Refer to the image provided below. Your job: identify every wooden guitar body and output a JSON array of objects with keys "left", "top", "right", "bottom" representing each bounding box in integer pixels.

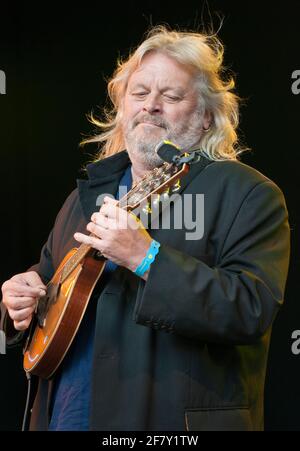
[{"left": 23, "top": 248, "right": 106, "bottom": 379}]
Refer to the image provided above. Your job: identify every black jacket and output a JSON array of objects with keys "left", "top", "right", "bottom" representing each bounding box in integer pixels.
[{"left": 2, "top": 150, "right": 290, "bottom": 431}]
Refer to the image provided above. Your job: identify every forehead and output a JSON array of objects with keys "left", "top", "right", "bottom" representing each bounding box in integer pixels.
[{"left": 127, "top": 52, "right": 196, "bottom": 89}]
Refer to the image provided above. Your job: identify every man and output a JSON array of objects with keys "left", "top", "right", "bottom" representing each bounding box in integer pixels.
[{"left": 1, "top": 26, "right": 290, "bottom": 431}]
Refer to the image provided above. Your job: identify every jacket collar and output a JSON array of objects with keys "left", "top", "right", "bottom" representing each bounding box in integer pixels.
[
  {"left": 174, "top": 152, "right": 214, "bottom": 196},
  {"left": 77, "top": 150, "right": 130, "bottom": 222},
  {"left": 85, "top": 150, "right": 131, "bottom": 185},
  {"left": 77, "top": 149, "right": 214, "bottom": 223}
]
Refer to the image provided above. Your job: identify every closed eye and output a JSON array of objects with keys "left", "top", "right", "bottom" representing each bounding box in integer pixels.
[
  {"left": 163, "top": 94, "right": 182, "bottom": 102},
  {"left": 132, "top": 92, "right": 148, "bottom": 98}
]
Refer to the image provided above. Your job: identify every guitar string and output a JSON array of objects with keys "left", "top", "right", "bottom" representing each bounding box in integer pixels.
[{"left": 57, "top": 162, "right": 175, "bottom": 285}]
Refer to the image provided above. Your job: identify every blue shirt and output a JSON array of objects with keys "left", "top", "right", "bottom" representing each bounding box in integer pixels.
[{"left": 49, "top": 164, "right": 132, "bottom": 430}]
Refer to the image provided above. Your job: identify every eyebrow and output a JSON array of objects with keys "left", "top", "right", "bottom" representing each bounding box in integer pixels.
[
  {"left": 161, "top": 87, "right": 185, "bottom": 96},
  {"left": 129, "top": 83, "right": 149, "bottom": 92}
]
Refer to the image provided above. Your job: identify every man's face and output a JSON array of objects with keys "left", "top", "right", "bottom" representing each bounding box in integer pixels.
[{"left": 121, "top": 51, "right": 208, "bottom": 169}]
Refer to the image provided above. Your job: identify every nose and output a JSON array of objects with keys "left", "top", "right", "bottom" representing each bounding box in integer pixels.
[{"left": 142, "top": 93, "right": 162, "bottom": 114}]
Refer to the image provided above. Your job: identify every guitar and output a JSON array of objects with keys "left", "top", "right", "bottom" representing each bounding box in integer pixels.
[{"left": 23, "top": 143, "right": 191, "bottom": 379}]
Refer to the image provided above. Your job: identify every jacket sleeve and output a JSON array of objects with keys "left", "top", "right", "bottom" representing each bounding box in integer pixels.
[
  {"left": 0, "top": 230, "right": 55, "bottom": 350},
  {"left": 133, "top": 180, "right": 290, "bottom": 345},
  {"left": 0, "top": 188, "right": 78, "bottom": 350}
]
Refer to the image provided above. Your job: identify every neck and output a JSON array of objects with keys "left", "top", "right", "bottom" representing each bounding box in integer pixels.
[{"left": 130, "top": 161, "right": 149, "bottom": 183}]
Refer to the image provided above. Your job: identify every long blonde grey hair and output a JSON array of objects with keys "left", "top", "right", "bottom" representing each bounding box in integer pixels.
[{"left": 81, "top": 25, "right": 247, "bottom": 161}]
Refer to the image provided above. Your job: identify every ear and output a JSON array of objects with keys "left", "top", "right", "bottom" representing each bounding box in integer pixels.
[{"left": 203, "top": 110, "right": 212, "bottom": 130}]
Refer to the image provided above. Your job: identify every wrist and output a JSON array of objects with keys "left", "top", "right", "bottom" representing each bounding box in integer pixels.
[{"left": 134, "top": 240, "right": 160, "bottom": 278}]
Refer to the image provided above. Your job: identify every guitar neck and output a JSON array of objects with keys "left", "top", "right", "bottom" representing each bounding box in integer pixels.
[{"left": 58, "top": 161, "right": 186, "bottom": 285}]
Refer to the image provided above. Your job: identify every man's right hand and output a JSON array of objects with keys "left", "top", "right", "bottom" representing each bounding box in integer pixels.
[{"left": 1, "top": 271, "right": 47, "bottom": 331}]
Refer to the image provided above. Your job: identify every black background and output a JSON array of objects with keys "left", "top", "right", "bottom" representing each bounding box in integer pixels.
[{"left": 0, "top": 0, "right": 299, "bottom": 431}]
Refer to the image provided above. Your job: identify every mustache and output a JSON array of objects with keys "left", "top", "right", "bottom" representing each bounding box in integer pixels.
[{"left": 132, "top": 114, "right": 169, "bottom": 129}]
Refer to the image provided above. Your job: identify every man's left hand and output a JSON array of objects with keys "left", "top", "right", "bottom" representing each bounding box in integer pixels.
[{"left": 74, "top": 196, "right": 153, "bottom": 274}]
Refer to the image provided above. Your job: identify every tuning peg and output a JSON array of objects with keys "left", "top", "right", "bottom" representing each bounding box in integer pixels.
[
  {"left": 161, "top": 188, "right": 170, "bottom": 201},
  {"left": 142, "top": 202, "right": 152, "bottom": 214},
  {"left": 151, "top": 194, "right": 160, "bottom": 207},
  {"left": 171, "top": 179, "right": 181, "bottom": 192}
]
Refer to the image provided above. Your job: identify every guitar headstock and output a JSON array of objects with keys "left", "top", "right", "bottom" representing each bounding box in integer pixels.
[{"left": 118, "top": 162, "right": 189, "bottom": 211}]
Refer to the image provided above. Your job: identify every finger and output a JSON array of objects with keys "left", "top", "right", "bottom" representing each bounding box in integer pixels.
[
  {"left": 11, "top": 271, "right": 46, "bottom": 290},
  {"left": 4, "top": 296, "right": 38, "bottom": 311},
  {"left": 24, "top": 271, "right": 47, "bottom": 289},
  {"left": 93, "top": 210, "right": 130, "bottom": 231},
  {"left": 100, "top": 202, "right": 125, "bottom": 220},
  {"left": 14, "top": 317, "right": 32, "bottom": 331},
  {"left": 8, "top": 306, "right": 35, "bottom": 322},
  {"left": 4, "top": 281, "right": 46, "bottom": 298},
  {"left": 103, "top": 196, "right": 118, "bottom": 206},
  {"left": 91, "top": 213, "right": 115, "bottom": 230},
  {"left": 74, "top": 232, "right": 103, "bottom": 251},
  {"left": 98, "top": 206, "right": 137, "bottom": 230},
  {"left": 86, "top": 222, "right": 108, "bottom": 238}
]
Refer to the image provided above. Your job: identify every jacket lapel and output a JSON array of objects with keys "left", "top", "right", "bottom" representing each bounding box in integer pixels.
[
  {"left": 77, "top": 150, "right": 131, "bottom": 222},
  {"left": 172, "top": 153, "right": 214, "bottom": 196}
]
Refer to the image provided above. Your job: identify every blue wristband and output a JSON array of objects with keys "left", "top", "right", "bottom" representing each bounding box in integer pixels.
[{"left": 134, "top": 240, "right": 160, "bottom": 277}]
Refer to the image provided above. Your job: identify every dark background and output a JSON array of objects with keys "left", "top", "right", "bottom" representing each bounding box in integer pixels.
[{"left": 0, "top": 0, "right": 299, "bottom": 431}]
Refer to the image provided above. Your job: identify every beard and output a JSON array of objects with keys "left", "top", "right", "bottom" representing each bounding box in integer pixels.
[{"left": 123, "top": 110, "right": 205, "bottom": 170}]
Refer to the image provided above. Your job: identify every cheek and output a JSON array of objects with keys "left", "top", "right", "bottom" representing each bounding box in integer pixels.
[
  {"left": 167, "top": 103, "right": 198, "bottom": 124},
  {"left": 122, "top": 97, "right": 141, "bottom": 122},
  {"left": 165, "top": 109, "right": 186, "bottom": 125}
]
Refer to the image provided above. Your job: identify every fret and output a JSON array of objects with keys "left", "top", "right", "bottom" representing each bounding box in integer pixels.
[{"left": 61, "top": 243, "right": 91, "bottom": 283}]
